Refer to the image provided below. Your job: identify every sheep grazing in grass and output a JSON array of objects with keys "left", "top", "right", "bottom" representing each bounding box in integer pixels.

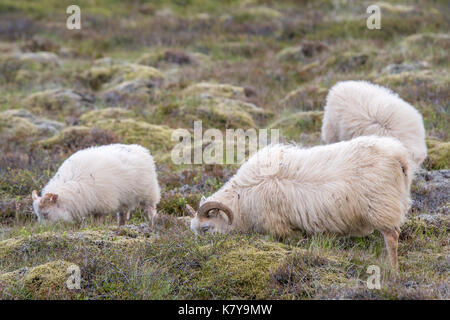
[
  {"left": 32, "top": 144, "right": 160, "bottom": 226},
  {"left": 186, "top": 136, "right": 413, "bottom": 270},
  {"left": 321, "top": 80, "right": 427, "bottom": 172}
]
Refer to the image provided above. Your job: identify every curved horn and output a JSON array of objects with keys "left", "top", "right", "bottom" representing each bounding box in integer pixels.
[{"left": 198, "top": 201, "right": 233, "bottom": 225}]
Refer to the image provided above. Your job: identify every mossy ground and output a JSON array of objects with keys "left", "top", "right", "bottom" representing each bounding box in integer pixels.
[{"left": 0, "top": 0, "right": 448, "bottom": 299}]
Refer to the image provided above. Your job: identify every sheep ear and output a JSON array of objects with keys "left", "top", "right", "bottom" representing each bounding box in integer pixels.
[
  {"left": 185, "top": 204, "right": 196, "bottom": 218},
  {"left": 200, "top": 196, "right": 207, "bottom": 206},
  {"left": 32, "top": 190, "right": 39, "bottom": 201}
]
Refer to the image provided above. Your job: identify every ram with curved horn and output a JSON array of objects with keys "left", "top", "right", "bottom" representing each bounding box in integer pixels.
[
  {"left": 187, "top": 136, "right": 413, "bottom": 270},
  {"left": 187, "top": 200, "right": 234, "bottom": 234}
]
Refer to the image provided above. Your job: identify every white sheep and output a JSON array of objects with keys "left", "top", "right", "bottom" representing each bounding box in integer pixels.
[
  {"left": 321, "top": 80, "right": 427, "bottom": 172},
  {"left": 32, "top": 144, "right": 160, "bottom": 226},
  {"left": 186, "top": 136, "right": 413, "bottom": 270}
]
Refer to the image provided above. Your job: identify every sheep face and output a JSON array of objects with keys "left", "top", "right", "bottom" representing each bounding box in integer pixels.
[
  {"left": 186, "top": 197, "right": 233, "bottom": 235},
  {"left": 188, "top": 208, "right": 230, "bottom": 235},
  {"left": 32, "top": 190, "right": 70, "bottom": 223}
]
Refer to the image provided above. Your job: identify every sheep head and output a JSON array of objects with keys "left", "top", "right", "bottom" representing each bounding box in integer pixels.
[
  {"left": 186, "top": 196, "right": 234, "bottom": 235},
  {"left": 31, "top": 190, "right": 68, "bottom": 223}
]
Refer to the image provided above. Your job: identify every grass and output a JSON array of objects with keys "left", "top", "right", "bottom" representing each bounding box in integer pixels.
[
  {"left": 0, "top": 0, "right": 448, "bottom": 299},
  {"left": 1, "top": 213, "right": 447, "bottom": 299}
]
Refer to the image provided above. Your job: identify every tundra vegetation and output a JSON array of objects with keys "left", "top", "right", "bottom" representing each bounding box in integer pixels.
[{"left": 0, "top": 0, "right": 448, "bottom": 299}]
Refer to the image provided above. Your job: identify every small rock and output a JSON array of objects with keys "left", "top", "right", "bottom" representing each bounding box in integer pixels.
[
  {"left": 101, "top": 79, "right": 156, "bottom": 105},
  {"left": 0, "top": 109, "right": 64, "bottom": 142},
  {"left": 382, "top": 62, "right": 428, "bottom": 74},
  {"left": 418, "top": 214, "right": 438, "bottom": 224},
  {"left": 411, "top": 169, "right": 450, "bottom": 214}
]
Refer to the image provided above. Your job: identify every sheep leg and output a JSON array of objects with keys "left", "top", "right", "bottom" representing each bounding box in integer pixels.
[
  {"left": 144, "top": 203, "right": 158, "bottom": 226},
  {"left": 117, "top": 210, "right": 129, "bottom": 227},
  {"left": 381, "top": 229, "right": 399, "bottom": 272}
]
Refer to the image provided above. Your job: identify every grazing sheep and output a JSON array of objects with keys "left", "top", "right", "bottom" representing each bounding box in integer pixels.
[
  {"left": 186, "top": 136, "right": 413, "bottom": 270},
  {"left": 32, "top": 144, "right": 160, "bottom": 226},
  {"left": 321, "top": 80, "right": 427, "bottom": 172}
]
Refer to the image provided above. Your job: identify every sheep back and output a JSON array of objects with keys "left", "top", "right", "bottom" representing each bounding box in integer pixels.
[
  {"left": 42, "top": 144, "right": 160, "bottom": 220},
  {"left": 321, "top": 80, "right": 427, "bottom": 169},
  {"left": 220, "top": 136, "right": 412, "bottom": 238}
]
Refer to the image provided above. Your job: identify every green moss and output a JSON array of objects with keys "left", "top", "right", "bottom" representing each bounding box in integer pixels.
[
  {"left": 377, "top": 2, "right": 415, "bottom": 14},
  {"left": 38, "top": 126, "right": 118, "bottom": 152},
  {"left": 276, "top": 46, "right": 305, "bottom": 62},
  {"left": 83, "top": 66, "right": 115, "bottom": 90},
  {"left": 326, "top": 51, "right": 374, "bottom": 72},
  {"left": 79, "top": 108, "right": 136, "bottom": 126},
  {"left": 375, "top": 70, "right": 435, "bottom": 87},
  {"left": 25, "top": 260, "right": 73, "bottom": 296},
  {"left": 40, "top": 126, "right": 90, "bottom": 146},
  {"left": 269, "top": 250, "right": 352, "bottom": 299},
  {"left": 82, "top": 62, "right": 164, "bottom": 106},
  {"left": 0, "top": 231, "right": 150, "bottom": 264},
  {"left": 402, "top": 33, "right": 450, "bottom": 48},
  {"left": 232, "top": 6, "right": 282, "bottom": 23},
  {"left": 1, "top": 0, "right": 449, "bottom": 301},
  {"left": 277, "top": 41, "right": 328, "bottom": 63},
  {"left": 0, "top": 52, "right": 59, "bottom": 83},
  {"left": 80, "top": 109, "right": 174, "bottom": 154},
  {"left": 183, "top": 82, "right": 247, "bottom": 100},
  {"left": 191, "top": 238, "right": 289, "bottom": 299},
  {"left": 280, "top": 85, "right": 327, "bottom": 111},
  {"left": 84, "top": 62, "right": 164, "bottom": 91},
  {"left": 0, "top": 112, "right": 39, "bottom": 142},
  {"left": 425, "top": 139, "right": 450, "bottom": 170},
  {"left": 269, "top": 111, "right": 323, "bottom": 141},
  {"left": 213, "top": 41, "right": 265, "bottom": 59},
  {"left": 176, "top": 83, "right": 271, "bottom": 129},
  {"left": 136, "top": 50, "right": 165, "bottom": 67},
  {"left": 92, "top": 119, "right": 173, "bottom": 152},
  {"left": 119, "top": 63, "right": 164, "bottom": 83},
  {"left": 0, "top": 109, "right": 63, "bottom": 144},
  {"left": 0, "top": 260, "right": 76, "bottom": 299},
  {"left": 23, "top": 89, "right": 93, "bottom": 118},
  {"left": 306, "top": 13, "right": 432, "bottom": 41},
  {"left": 0, "top": 167, "right": 44, "bottom": 196},
  {"left": 180, "top": 96, "right": 257, "bottom": 129},
  {"left": 400, "top": 33, "right": 450, "bottom": 65},
  {"left": 137, "top": 49, "right": 208, "bottom": 67},
  {"left": 0, "top": 230, "right": 156, "bottom": 299}
]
